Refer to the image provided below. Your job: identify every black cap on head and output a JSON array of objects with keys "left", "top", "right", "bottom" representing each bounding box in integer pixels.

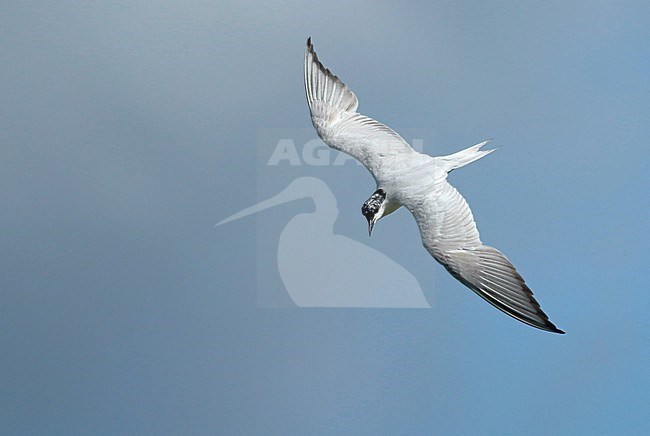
[{"left": 361, "top": 189, "right": 386, "bottom": 236}]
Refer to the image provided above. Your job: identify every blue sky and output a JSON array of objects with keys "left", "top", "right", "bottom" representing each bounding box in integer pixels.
[{"left": 1, "top": 1, "right": 649, "bottom": 434}]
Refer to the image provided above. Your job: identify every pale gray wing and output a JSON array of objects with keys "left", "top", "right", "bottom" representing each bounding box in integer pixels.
[
  {"left": 409, "top": 180, "right": 564, "bottom": 333},
  {"left": 304, "top": 38, "right": 414, "bottom": 175}
]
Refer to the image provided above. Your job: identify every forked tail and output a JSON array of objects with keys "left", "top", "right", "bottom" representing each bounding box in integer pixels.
[{"left": 439, "top": 140, "right": 495, "bottom": 173}]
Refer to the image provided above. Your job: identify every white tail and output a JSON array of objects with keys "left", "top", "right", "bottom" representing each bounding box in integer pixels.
[{"left": 438, "top": 140, "right": 495, "bottom": 172}]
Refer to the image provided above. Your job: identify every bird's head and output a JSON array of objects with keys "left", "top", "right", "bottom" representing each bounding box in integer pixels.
[{"left": 361, "top": 189, "right": 387, "bottom": 237}]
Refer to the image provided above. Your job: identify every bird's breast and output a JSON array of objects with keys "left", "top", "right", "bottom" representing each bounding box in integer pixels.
[{"left": 375, "top": 156, "right": 444, "bottom": 201}]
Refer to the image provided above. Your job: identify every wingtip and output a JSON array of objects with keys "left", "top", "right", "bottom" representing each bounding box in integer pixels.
[
  {"left": 305, "top": 37, "right": 317, "bottom": 62},
  {"left": 518, "top": 314, "right": 565, "bottom": 334},
  {"left": 521, "top": 317, "right": 565, "bottom": 334},
  {"left": 536, "top": 304, "right": 564, "bottom": 334},
  {"left": 541, "top": 319, "right": 565, "bottom": 334}
]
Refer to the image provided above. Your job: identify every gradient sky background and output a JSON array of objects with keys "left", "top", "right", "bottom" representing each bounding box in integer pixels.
[{"left": 2, "top": 1, "right": 649, "bottom": 434}]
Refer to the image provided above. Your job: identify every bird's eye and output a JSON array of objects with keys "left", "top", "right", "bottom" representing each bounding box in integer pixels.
[{"left": 362, "top": 203, "right": 375, "bottom": 218}]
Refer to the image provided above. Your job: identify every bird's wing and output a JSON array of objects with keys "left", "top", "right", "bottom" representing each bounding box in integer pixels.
[
  {"left": 407, "top": 180, "right": 564, "bottom": 333},
  {"left": 304, "top": 38, "right": 414, "bottom": 175}
]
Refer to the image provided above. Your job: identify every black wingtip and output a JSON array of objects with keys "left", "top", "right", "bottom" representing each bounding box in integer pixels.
[
  {"left": 307, "top": 37, "right": 312, "bottom": 47},
  {"left": 545, "top": 322, "right": 565, "bottom": 334}
]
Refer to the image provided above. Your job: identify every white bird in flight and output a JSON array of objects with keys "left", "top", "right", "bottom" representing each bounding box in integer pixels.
[{"left": 304, "top": 38, "right": 564, "bottom": 333}]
